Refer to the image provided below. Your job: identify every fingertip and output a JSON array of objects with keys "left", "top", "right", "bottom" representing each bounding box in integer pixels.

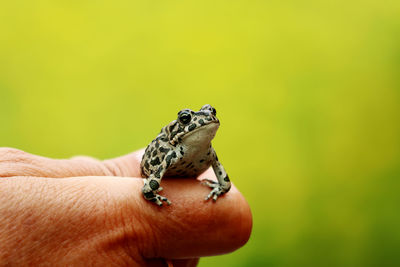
[
  {"left": 107, "top": 176, "right": 252, "bottom": 259},
  {"left": 138, "top": 180, "right": 252, "bottom": 258},
  {"left": 201, "top": 185, "right": 253, "bottom": 255},
  {"left": 231, "top": 189, "right": 253, "bottom": 250}
]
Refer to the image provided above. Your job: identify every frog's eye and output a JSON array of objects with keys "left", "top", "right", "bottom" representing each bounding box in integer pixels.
[
  {"left": 201, "top": 104, "right": 217, "bottom": 116},
  {"left": 178, "top": 112, "right": 192, "bottom": 124}
]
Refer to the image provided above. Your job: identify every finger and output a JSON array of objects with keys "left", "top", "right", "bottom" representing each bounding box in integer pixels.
[
  {"left": 0, "top": 147, "right": 143, "bottom": 178},
  {"left": 100, "top": 173, "right": 252, "bottom": 259},
  {"left": 0, "top": 173, "right": 251, "bottom": 261},
  {"left": 113, "top": 174, "right": 252, "bottom": 259}
]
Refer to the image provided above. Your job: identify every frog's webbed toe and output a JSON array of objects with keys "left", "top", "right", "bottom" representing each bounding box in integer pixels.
[
  {"left": 150, "top": 194, "right": 171, "bottom": 206},
  {"left": 142, "top": 185, "right": 171, "bottom": 206},
  {"left": 156, "top": 187, "right": 164, "bottom": 193},
  {"left": 205, "top": 186, "right": 224, "bottom": 201},
  {"left": 201, "top": 178, "right": 218, "bottom": 187},
  {"left": 201, "top": 179, "right": 225, "bottom": 201}
]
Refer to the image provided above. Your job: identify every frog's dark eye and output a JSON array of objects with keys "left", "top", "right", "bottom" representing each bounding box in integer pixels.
[
  {"left": 178, "top": 112, "right": 192, "bottom": 124},
  {"left": 201, "top": 104, "right": 217, "bottom": 116}
]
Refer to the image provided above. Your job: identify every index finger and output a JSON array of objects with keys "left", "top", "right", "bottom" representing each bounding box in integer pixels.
[
  {"left": 0, "top": 147, "right": 143, "bottom": 178},
  {"left": 99, "top": 175, "right": 252, "bottom": 259}
]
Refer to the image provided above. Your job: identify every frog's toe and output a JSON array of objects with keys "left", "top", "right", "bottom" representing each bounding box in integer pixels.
[
  {"left": 155, "top": 194, "right": 171, "bottom": 206},
  {"left": 146, "top": 192, "right": 171, "bottom": 206},
  {"left": 160, "top": 195, "right": 171, "bottom": 205},
  {"left": 201, "top": 178, "right": 219, "bottom": 188},
  {"left": 156, "top": 187, "right": 164, "bottom": 193},
  {"left": 213, "top": 194, "right": 219, "bottom": 201},
  {"left": 151, "top": 197, "right": 164, "bottom": 206},
  {"left": 205, "top": 187, "right": 223, "bottom": 201}
]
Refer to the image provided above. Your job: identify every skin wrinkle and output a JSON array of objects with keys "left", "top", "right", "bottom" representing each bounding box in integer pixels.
[
  {"left": 99, "top": 228, "right": 137, "bottom": 266},
  {"left": 1, "top": 179, "right": 49, "bottom": 264},
  {"left": 70, "top": 178, "right": 135, "bottom": 256},
  {"left": 159, "top": 177, "right": 221, "bottom": 249},
  {"left": 0, "top": 177, "right": 135, "bottom": 265},
  {"left": 153, "top": 184, "right": 207, "bottom": 256},
  {"left": 120, "top": 182, "right": 165, "bottom": 261},
  {"left": 103, "top": 152, "right": 143, "bottom": 177},
  {"left": 80, "top": 225, "right": 136, "bottom": 266},
  {"left": 0, "top": 148, "right": 30, "bottom": 163},
  {"left": 37, "top": 181, "right": 97, "bottom": 256},
  {"left": 102, "top": 159, "right": 127, "bottom": 177},
  {"left": 100, "top": 179, "right": 147, "bottom": 262},
  {"left": 0, "top": 180, "right": 30, "bottom": 263}
]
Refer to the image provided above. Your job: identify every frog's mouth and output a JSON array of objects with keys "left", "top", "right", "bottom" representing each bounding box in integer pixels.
[{"left": 182, "top": 121, "right": 219, "bottom": 146}]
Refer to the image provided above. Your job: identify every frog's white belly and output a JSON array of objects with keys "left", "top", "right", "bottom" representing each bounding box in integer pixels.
[{"left": 164, "top": 143, "right": 212, "bottom": 178}]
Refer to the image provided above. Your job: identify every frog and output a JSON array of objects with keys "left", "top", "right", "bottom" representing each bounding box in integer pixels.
[{"left": 140, "top": 104, "right": 231, "bottom": 206}]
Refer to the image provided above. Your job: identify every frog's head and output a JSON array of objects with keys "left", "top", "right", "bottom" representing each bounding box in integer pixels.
[{"left": 168, "top": 104, "right": 220, "bottom": 146}]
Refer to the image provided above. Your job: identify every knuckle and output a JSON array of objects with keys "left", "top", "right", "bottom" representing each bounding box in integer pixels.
[
  {"left": 0, "top": 147, "right": 29, "bottom": 161},
  {"left": 0, "top": 148, "right": 35, "bottom": 177},
  {"left": 101, "top": 160, "right": 123, "bottom": 176}
]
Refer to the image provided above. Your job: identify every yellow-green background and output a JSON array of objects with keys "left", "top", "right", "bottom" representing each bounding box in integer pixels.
[{"left": 1, "top": 1, "right": 400, "bottom": 266}]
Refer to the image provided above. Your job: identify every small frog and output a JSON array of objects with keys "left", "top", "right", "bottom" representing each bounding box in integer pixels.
[{"left": 140, "top": 104, "right": 231, "bottom": 206}]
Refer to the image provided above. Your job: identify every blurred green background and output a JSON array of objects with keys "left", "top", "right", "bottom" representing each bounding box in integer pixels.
[{"left": 1, "top": 0, "right": 400, "bottom": 266}]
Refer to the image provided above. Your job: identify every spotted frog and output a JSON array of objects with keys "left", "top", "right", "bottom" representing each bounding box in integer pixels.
[{"left": 140, "top": 104, "right": 231, "bottom": 206}]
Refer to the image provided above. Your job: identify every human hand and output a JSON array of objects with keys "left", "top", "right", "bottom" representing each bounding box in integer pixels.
[{"left": 0, "top": 148, "right": 252, "bottom": 266}]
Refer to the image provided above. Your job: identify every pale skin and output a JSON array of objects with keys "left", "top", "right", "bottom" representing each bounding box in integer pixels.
[{"left": 0, "top": 148, "right": 252, "bottom": 266}]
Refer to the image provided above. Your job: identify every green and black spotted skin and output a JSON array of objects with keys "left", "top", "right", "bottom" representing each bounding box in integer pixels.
[{"left": 140, "top": 104, "right": 231, "bottom": 206}]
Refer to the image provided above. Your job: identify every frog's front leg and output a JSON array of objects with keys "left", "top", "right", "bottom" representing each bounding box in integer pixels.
[
  {"left": 142, "top": 151, "right": 177, "bottom": 206},
  {"left": 203, "top": 149, "right": 231, "bottom": 201}
]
